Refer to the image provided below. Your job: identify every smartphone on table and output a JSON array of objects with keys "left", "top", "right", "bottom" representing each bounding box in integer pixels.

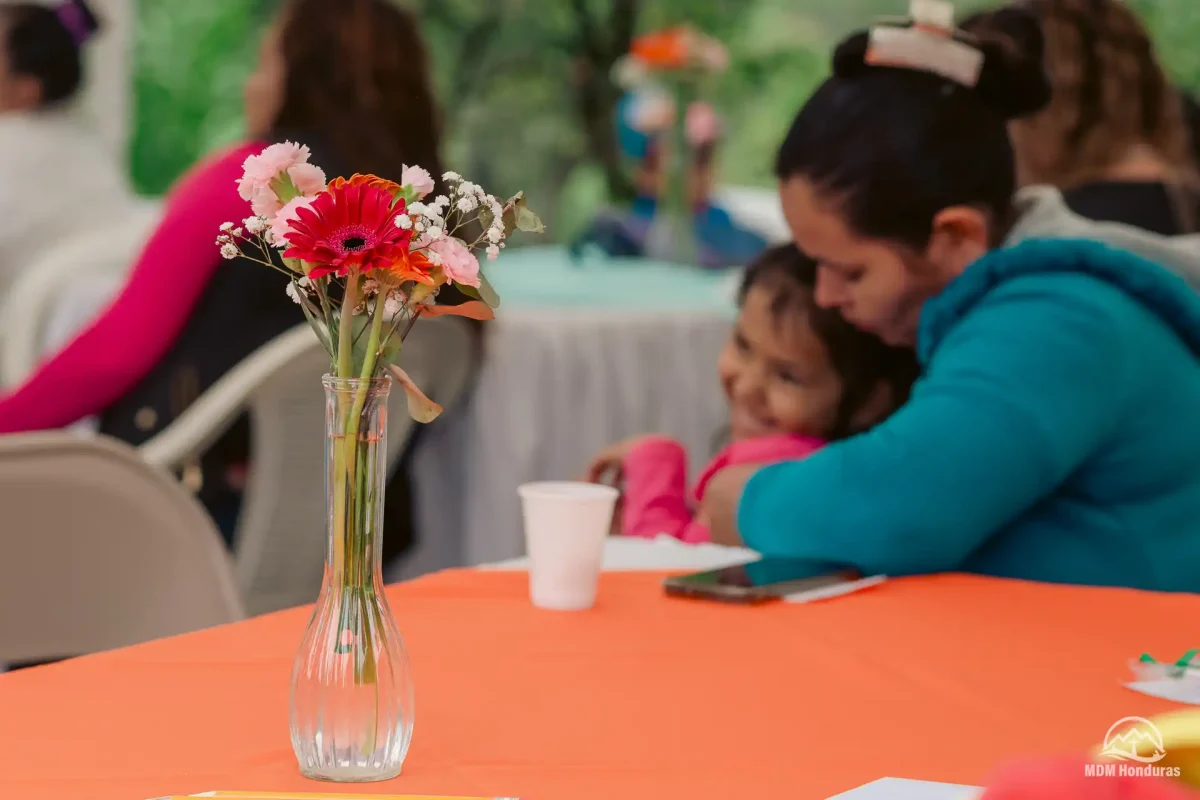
[{"left": 663, "top": 558, "right": 862, "bottom": 604}]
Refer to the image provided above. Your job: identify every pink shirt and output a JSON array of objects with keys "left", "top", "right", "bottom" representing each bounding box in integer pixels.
[
  {"left": 0, "top": 141, "right": 264, "bottom": 433},
  {"left": 620, "top": 433, "right": 825, "bottom": 543}
]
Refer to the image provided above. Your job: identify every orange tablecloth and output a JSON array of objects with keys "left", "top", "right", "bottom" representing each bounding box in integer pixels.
[{"left": 0, "top": 570, "right": 1195, "bottom": 800}]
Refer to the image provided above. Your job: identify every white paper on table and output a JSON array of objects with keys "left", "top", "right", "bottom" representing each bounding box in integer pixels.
[
  {"left": 828, "top": 777, "right": 982, "bottom": 800},
  {"left": 1127, "top": 679, "right": 1200, "bottom": 705},
  {"left": 785, "top": 574, "right": 887, "bottom": 604},
  {"left": 481, "top": 535, "right": 760, "bottom": 572}
]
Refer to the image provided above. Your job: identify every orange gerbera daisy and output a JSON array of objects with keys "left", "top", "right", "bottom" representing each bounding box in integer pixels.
[
  {"left": 630, "top": 28, "right": 690, "bottom": 69},
  {"left": 386, "top": 247, "right": 440, "bottom": 287},
  {"left": 328, "top": 173, "right": 404, "bottom": 198}
]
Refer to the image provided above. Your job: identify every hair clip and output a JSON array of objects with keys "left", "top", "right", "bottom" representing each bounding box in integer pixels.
[{"left": 865, "top": 0, "right": 984, "bottom": 88}]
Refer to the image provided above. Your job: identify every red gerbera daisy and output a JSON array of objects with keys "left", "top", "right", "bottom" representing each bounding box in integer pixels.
[{"left": 282, "top": 183, "right": 412, "bottom": 279}]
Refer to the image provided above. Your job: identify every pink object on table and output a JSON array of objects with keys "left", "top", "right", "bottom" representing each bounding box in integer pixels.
[
  {"left": 620, "top": 433, "right": 824, "bottom": 543},
  {"left": 0, "top": 140, "right": 265, "bottom": 434},
  {"left": 981, "top": 756, "right": 1198, "bottom": 800}
]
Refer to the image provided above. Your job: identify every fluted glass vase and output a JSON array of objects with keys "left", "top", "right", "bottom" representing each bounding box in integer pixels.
[{"left": 290, "top": 375, "right": 414, "bottom": 782}]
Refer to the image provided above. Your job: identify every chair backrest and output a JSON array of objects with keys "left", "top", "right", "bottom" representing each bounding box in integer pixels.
[
  {"left": 0, "top": 203, "right": 161, "bottom": 387},
  {"left": 141, "top": 318, "right": 478, "bottom": 616},
  {"left": 0, "top": 432, "right": 244, "bottom": 663}
]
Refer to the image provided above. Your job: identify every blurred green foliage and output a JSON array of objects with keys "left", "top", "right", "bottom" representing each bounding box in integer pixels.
[{"left": 130, "top": 0, "right": 1200, "bottom": 235}]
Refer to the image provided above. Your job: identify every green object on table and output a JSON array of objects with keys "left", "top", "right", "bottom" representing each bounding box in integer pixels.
[{"left": 1138, "top": 649, "right": 1199, "bottom": 678}]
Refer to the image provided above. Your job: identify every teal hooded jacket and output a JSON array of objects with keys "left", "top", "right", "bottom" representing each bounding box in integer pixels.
[{"left": 737, "top": 190, "right": 1200, "bottom": 591}]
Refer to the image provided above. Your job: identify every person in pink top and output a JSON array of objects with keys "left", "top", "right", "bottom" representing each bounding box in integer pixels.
[
  {"left": 0, "top": 0, "right": 448, "bottom": 548},
  {"left": 587, "top": 243, "right": 919, "bottom": 543}
]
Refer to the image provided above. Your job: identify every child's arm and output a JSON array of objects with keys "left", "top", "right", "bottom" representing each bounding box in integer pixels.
[{"left": 620, "top": 437, "right": 697, "bottom": 540}]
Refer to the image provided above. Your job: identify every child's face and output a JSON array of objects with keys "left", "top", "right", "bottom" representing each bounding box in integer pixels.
[{"left": 717, "top": 285, "right": 843, "bottom": 441}]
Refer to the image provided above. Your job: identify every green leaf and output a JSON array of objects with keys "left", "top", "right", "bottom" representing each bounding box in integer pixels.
[
  {"left": 477, "top": 271, "right": 501, "bottom": 309},
  {"left": 478, "top": 204, "right": 496, "bottom": 232},
  {"left": 499, "top": 191, "right": 545, "bottom": 236},
  {"left": 499, "top": 191, "right": 524, "bottom": 238},
  {"left": 516, "top": 204, "right": 545, "bottom": 234},
  {"left": 456, "top": 283, "right": 482, "bottom": 301}
]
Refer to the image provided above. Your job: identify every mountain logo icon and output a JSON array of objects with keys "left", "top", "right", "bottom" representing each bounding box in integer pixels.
[{"left": 1100, "top": 716, "right": 1167, "bottom": 763}]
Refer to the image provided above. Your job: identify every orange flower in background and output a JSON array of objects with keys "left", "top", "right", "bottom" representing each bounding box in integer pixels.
[
  {"left": 631, "top": 27, "right": 690, "bottom": 69},
  {"left": 628, "top": 26, "right": 728, "bottom": 73},
  {"left": 385, "top": 247, "right": 439, "bottom": 286},
  {"left": 328, "top": 173, "right": 404, "bottom": 197}
]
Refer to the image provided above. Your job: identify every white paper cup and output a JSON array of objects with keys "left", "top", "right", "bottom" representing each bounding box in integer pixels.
[{"left": 518, "top": 481, "right": 619, "bottom": 611}]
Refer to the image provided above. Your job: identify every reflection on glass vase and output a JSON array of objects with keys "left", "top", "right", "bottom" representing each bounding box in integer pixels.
[{"left": 290, "top": 375, "right": 414, "bottom": 782}]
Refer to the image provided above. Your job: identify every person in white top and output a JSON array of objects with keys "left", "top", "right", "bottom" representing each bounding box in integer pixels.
[{"left": 0, "top": 0, "right": 137, "bottom": 299}]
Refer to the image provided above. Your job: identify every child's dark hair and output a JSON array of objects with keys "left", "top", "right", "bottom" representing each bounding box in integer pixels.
[
  {"left": 2, "top": 0, "right": 99, "bottom": 108},
  {"left": 741, "top": 244, "right": 920, "bottom": 440},
  {"left": 775, "top": 8, "right": 1051, "bottom": 250}
]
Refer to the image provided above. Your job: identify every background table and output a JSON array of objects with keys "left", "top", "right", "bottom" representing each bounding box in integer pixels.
[
  {"left": 1, "top": 570, "right": 1195, "bottom": 800},
  {"left": 402, "top": 246, "right": 739, "bottom": 577}
]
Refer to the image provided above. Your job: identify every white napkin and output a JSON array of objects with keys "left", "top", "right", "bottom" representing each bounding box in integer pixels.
[{"left": 828, "top": 778, "right": 981, "bottom": 800}]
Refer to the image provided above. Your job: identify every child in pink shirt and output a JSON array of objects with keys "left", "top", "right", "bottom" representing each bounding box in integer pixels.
[{"left": 587, "top": 243, "right": 919, "bottom": 543}]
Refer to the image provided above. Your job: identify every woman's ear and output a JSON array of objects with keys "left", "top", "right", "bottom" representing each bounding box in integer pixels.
[{"left": 927, "top": 205, "right": 991, "bottom": 279}]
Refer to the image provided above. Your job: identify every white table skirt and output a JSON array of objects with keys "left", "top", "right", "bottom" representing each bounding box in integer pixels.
[{"left": 401, "top": 307, "right": 734, "bottom": 577}]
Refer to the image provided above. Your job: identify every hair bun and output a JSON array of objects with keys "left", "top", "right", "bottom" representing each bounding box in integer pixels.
[
  {"left": 830, "top": 11, "right": 1050, "bottom": 121},
  {"left": 965, "top": 6, "right": 1052, "bottom": 119},
  {"left": 831, "top": 32, "right": 873, "bottom": 80}
]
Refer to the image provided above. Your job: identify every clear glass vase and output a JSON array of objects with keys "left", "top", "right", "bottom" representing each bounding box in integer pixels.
[{"left": 290, "top": 375, "right": 414, "bottom": 782}]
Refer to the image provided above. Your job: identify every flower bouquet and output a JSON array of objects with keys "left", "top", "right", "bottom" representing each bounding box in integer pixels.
[
  {"left": 614, "top": 26, "right": 727, "bottom": 266},
  {"left": 218, "top": 142, "right": 542, "bottom": 782}
]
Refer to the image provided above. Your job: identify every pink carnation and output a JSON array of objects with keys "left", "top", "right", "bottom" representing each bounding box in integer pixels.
[
  {"left": 288, "top": 163, "right": 327, "bottom": 196},
  {"left": 251, "top": 186, "right": 282, "bottom": 219},
  {"left": 429, "top": 238, "right": 480, "bottom": 288},
  {"left": 237, "top": 141, "right": 312, "bottom": 201},
  {"left": 270, "top": 195, "right": 319, "bottom": 249},
  {"left": 401, "top": 165, "right": 435, "bottom": 199}
]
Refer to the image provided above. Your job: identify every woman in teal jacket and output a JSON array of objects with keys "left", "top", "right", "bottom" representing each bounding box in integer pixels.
[{"left": 715, "top": 8, "right": 1200, "bottom": 591}]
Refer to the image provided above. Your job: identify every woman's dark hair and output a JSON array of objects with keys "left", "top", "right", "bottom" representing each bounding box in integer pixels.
[
  {"left": 1, "top": 0, "right": 99, "bottom": 107},
  {"left": 272, "top": 0, "right": 443, "bottom": 184},
  {"left": 963, "top": 0, "right": 1196, "bottom": 192},
  {"left": 774, "top": 11, "right": 1051, "bottom": 251},
  {"left": 740, "top": 244, "right": 920, "bottom": 440}
]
